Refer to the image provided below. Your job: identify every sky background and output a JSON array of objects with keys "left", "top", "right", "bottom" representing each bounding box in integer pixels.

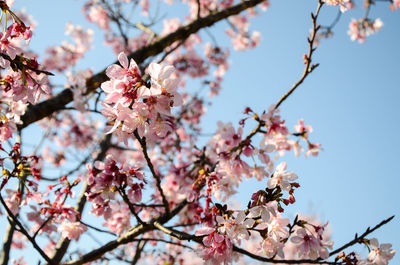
[{"left": 4, "top": 0, "right": 400, "bottom": 264}]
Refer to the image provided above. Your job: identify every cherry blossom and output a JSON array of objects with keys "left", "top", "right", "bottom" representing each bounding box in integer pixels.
[
  {"left": 216, "top": 211, "right": 255, "bottom": 244},
  {"left": 57, "top": 221, "right": 87, "bottom": 241},
  {"left": 360, "top": 238, "right": 396, "bottom": 265},
  {"left": 196, "top": 228, "right": 233, "bottom": 265},
  {"left": 348, "top": 18, "right": 383, "bottom": 43},
  {"left": 290, "top": 227, "right": 333, "bottom": 259},
  {"left": 267, "top": 161, "right": 298, "bottom": 191}
]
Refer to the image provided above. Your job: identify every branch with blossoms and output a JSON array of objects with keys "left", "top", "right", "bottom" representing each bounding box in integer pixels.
[
  {"left": 18, "top": 0, "right": 266, "bottom": 130},
  {"left": 227, "top": 0, "right": 323, "bottom": 160},
  {"left": 135, "top": 210, "right": 394, "bottom": 265},
  {"left": 148, "top": 197, "right": 394, "bottom": 265}
]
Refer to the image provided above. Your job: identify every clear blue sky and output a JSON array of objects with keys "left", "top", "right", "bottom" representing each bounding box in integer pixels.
[{"left": 6, "top": 0, "right": 400, "bottom": 264}]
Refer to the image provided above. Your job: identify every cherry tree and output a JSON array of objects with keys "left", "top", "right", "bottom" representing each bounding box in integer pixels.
[{"left": 0, "top": 0, "right": 397, "bottom": 264}]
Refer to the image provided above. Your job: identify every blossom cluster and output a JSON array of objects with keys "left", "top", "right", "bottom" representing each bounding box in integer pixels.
[
  {"left": 203, "top": 107, "right": 320, "bottom": 201},
  {"left": 348, "top": 18, "right": 384, "bottom": 43},
  {"left": 0, "top": 1, "right": 51, "bottom": 143},
  {"left": 43, "top": 22, "right": 94, "bottom": 72},
  {"left": 100, "top": 52, "right": 182, "bottom": 144},
  {"left": 323, "top": 0, "right": 354, "bottom": 12},
  {"left": 86, "top": 154, "right": 146, "bottom": 235}
]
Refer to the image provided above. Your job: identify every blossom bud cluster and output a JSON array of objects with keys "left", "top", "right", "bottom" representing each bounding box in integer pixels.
[{"left": 85, "top": 154, "right": 145, "bottom": 234}]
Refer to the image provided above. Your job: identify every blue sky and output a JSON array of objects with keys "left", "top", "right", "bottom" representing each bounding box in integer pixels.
[{"left": 5, "top": 0, "right": 400, "bottom": 263}]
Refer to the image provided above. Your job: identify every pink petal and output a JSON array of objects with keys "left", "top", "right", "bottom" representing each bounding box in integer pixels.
[
  {"left": 118, "top": 52, "right": 129, "bottom": 69},
  {"left": 195, "top": 227, "right": 214, "bottom": 236}
]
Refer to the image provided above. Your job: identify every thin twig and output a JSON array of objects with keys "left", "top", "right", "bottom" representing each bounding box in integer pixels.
[
  {"left": 138, "top": 237, "right": 193, "bottom": 250},
  {"left": 0, "top": 132, "right": 25, "bottom": 265},
  {"left": 79, "top": 220, "right": 117, "bottom": 236},
  {"left": 274, "top": 0, "right": 324, "bottom": 110},
  {"left": 329, "top": 215, "right": 395, "bottom": 257},
  {"left": 134, "top": 130, "right": 170, "bottom": 215},
  {"left": 118, "top": 187, "right": 145, "bottom": 225},
  {"left": 196, "top": 0, "right": 201, "bottom": 19}
]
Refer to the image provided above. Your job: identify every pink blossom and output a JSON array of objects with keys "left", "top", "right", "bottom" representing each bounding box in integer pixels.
[
  {"left": 216, "top": 211, "right": 255, "bottom": 244},
  {"left": 392, "top": 0, "right": 400, "bottom": 10},
  {"left": 348, "top": 18, "right": 383, "bottom": 43},
  {"left": 267, "top": 162, "right": 298, "bottom": 191},
  {"left": 259, "top": 237, "right": 285, "bottom": 258},
  {"left": 197, "top": 229, "right": 233, "bottom": 265},
  {"left": 11, "top": 257, "right": 27, "bottom": 265},
  {"left": 306, "top": 142, "right": 322, "bottom": 157},
  {"left": 290, "top": 227, "right": 332, "bottom": 259},
  {"left": 4, "top": 189, "right": 20, "bottom": 215},
  {"left": 250, "top": 165, "right": 269, "bottom": 181},
  {"left": 323, "top": 0, "right": 354, "bottom": 12},
  {"left": 43, "top": 23, "right": 93, "bottom": 71},
  {"left": 0, "top": 29, "right": 23, "bottom": 60},
  {"left": 67, "top": 69, "right": 93, "bottom": 112},
  {"left": 104, "top": 202, "right": 131, "bottom": 235},
  {"left": 172, "top": 51, "right": 209, "bottom": 78},
  {"left": 102, "top": 52, "right": 143, "bottom": 106},
  {"left": 148, "top": 61, "right": 182, "bottom": 106},
  {"left": 365, "top": 238, "right": 396, "bottom": 265},
  {"left": 85, "top": 4, "right": 110, "bottom": 30},
  {"left": 0, "top": 116, "right": 16, "bottom": 142},
  {"left": 266, "top": 216, "right": 290, "bottom": 241},
  {"left": 57, "top": 221, "right": 87, "bottom": 241},
  {"left": 294, "top": 119, "right": 313, "bottom": 136},
  {"left": 248, "top": 203, "right": 276, "bottom": 222},
  {"left": 161, "top": 18, "right": 181, "bottom": 36}
]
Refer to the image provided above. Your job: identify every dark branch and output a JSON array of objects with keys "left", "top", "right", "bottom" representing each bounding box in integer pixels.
[{"left": 329, "top": 215, "right": 395, "bottom": 257}]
